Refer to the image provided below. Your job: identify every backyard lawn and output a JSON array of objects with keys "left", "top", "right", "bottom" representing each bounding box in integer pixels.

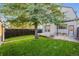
[{"left": 0, "top": 35, "right": 79, "bottom": 56}]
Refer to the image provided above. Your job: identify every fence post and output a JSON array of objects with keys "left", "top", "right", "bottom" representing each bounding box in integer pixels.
[{"left": 0, "top": 21, "right": 4, "bottom": 44}]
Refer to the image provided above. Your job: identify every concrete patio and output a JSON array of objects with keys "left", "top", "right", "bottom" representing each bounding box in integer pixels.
[{"left": 53, "top": 35, "right": 79, "bottom": 43}]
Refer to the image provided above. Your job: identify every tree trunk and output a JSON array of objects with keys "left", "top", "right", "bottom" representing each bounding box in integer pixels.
[{"left": 34, "top": 22, "right": 39, "bottom": 39}]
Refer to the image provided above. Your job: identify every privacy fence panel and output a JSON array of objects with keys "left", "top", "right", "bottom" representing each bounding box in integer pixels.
[
  {"left": 5, "top": 29, "right": 42, "bottom": 38},
  {"left": 77, "top": 27, "right": 79, "bottom": 40}
]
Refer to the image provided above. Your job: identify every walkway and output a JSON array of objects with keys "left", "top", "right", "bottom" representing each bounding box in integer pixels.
[{"left": 53, "top": 35, "right": 79, "bottom": 43}]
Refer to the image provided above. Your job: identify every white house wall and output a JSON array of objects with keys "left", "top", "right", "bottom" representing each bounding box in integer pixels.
[
  {"left": 61, "top": 7, "right": 77, "bottom": 20},
  {"left": 58, "top": 21, "right": 77, "bottom": 38},
  {"left": 38, "top": 6, "right": 77, "bottom": 38},
  {"left": 39, "top": 24, "right": 57, "bottom": 37},
  {"left": 50, "top": 24, "right": 57, "bottom": 35}
]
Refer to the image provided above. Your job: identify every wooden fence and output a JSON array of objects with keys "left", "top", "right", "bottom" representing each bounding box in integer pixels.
[{"left": 5, "top": 29, "right": 42, "bottom": 38}]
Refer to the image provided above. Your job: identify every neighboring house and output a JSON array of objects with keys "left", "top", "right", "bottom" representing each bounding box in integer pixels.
[{"left": 38, "top": 6, "right": 78, "bottom": 38}]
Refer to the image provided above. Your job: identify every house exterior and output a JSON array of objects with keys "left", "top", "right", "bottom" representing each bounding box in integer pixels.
[{"left": 38, "top": 6, "right": 78, "bottom": 38}]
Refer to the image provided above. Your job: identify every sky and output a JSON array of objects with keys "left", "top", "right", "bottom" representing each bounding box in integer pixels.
[{"left": 63, "top": 3, "right": 79, "bottom": 17}]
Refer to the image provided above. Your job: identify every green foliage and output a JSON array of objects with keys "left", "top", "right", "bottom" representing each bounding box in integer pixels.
[
  {"left": 7, "top": 13, "right": 29, "bottom": 28},
  {"left": 0, "top": 4, "right": 64, "bottom": 39},
  {"left": 0, "top": 35, "right": 79, "bottom": 56},
  {"left": 25, "top": 4, "right": 63, "bottom": 25},
  {"left": 0, "top": 4, "right": 28, "bottom": 16},
  {"left": 0, "top": 3, "right": 63, "bottom": 28}
]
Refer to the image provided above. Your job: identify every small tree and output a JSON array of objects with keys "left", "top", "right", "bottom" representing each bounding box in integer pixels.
[{"left": 0, "top": 3, "right": 63, "bottom": 39}]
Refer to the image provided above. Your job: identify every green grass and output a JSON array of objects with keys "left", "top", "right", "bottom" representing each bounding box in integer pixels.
[{"left": 0, "top": 35, "right": 79, "bottom": 56}]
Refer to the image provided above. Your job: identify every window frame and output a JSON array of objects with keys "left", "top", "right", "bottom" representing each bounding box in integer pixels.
[{"left": 45, "top": 25, "right": 50, "bottom": 32}]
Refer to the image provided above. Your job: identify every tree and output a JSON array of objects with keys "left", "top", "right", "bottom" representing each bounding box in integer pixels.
[{"left": 0, "top": 3, "right": 63, "bottom": 39}]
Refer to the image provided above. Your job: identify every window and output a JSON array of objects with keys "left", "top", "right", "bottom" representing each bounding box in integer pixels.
[
  {"left": 45, "top": 25, "right": 50, "bottom": 32},
  {"left": 68, "top": 25, "right": 74, "bottom": 31}
]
